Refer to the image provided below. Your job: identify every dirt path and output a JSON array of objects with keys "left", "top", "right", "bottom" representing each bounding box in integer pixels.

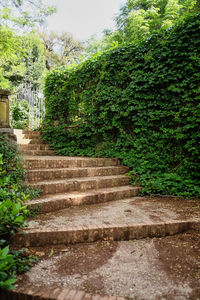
[{"left": 16, "top": 229, "right": 200, "bottom": 299}]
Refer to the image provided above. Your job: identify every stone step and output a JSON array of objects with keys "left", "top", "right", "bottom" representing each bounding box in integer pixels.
[
  {"left": 22, "top": 150, "right": 55, "bottom": 156},
  {"left": 23, "top": 156, "right": 120, "bottom": 170},
  {"left": 29, "top": 138, "right": 49, "bottom": 144},
  {"left": 11, "top": 220, "right": 197, "bottom": 247},
  {"left": 26, "top": 186, "right": 141, "bottom": 213},
  {"left": 26, "top": 166, "right": 129, "bottom": 182},
  {"left": 30, "top": 175, "right": 130, "bottom": 195},
  {"left": 23, "top": 134, "right": 41, "bottom": 140},
  {"left": 18, "top": 144, "right": 50, "bottom": 151},
  {"left": 27, "top": 197, "right": 198, "bottom": 230},
  {"left": 22, "top": 130, "right": 41, "bottom": 135},
  {"left": 22, "top": 130, "right": 41, "bottom": 139}
]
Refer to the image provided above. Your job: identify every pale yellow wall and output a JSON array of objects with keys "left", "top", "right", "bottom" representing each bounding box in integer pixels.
[{"left": 0, "top": 102, "right": 7, "bottom": 124}]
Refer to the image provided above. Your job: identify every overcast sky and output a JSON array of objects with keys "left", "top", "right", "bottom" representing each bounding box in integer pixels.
[{"left": 44, "top": 0, "right": 126, "bottom": 41}]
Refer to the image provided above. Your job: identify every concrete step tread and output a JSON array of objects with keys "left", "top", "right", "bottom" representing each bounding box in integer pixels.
[
  {"left": 22, "top": 151, "right": 55, "bottom": 156},
  {"left": 26, "top": 196, "right": 200, "bottom": 230},
  {"left": 19, "top": 143, "right": 48, "bottom": 146},
  {"left": 23, "top": 157, "right": 120, "bottom": 171},
  {"left": 26, "top": 165, "right": 128, "bottom": 181},
  {"left": 25, "top": 219, "right": 200, "bottom": 233},
  {"left": 22, "top": 130, "right": 41, "bottom": 134},
  {"left": 26, "top": 166, "right": 128, "bottom": 173},
  {"left": 28, "top": 139, "right": 49, "bottom": 144},
  {"left": 18, "top": 143, "right": 49, "bottom": 146},
  {"left": 23, "top": 149, "right": 54, "bottom": 152},
  {"left": 27, "top": 185, "right": 140, "bottom": 204},
  {"left": 29, "top": 174, "right": 129, "bottom": 186},
  {"left": 26, "top": 186, "right": 141, "bottom": 213},
  {"left": 23, "top": 156, "right": 119, "bottom": 161},
  {"left": 19, "top": 145, "right": 50, "bottom": 150}
]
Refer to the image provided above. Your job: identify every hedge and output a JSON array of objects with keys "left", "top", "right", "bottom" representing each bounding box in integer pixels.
[{"left": 43, "top": 14, "right": 200, "bottom": 198}]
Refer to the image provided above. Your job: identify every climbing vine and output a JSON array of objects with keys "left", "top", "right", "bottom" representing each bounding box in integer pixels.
[{"left": 43, "top": 14, "right": 200, "bottom": 198}]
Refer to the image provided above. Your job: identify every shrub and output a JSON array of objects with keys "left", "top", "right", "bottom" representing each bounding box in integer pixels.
[
  {"left": 0, "top": 246, "right": 16, "bottom": 290},
  {"left": 0, "top": 137, "right": 38, "bottom": 290},
  {"left": 10, "top": 100, "right": 29, "bottom": 130},
  {"left": 43, "top": 14, "right": 200, "bottom": 198}
]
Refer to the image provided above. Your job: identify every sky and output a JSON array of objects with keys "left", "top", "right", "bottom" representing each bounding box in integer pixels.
[{"left": 44, "top": 0, "right": 126, "bottom": 41}]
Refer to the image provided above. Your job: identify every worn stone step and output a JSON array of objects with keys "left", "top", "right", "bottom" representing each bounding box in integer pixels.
[
  {"left": 18, "top": 144, "right": 50, "bottom": 151},
  {"left": 22, "top": 131, "right": 41, "bottom": 139},
  {"left": 23, "top": 156, "right": 120, "bottom": 170},
  {"left": 22, "top": 130, "right": 41, "bottom": 135},
  {"left": 27, "top": 197, "right": 199, "bottom": 230},
  {"left": 22, "top": 150, "right": 55, "bottom": 156},
  {"left": 30, "top": 175, "right": 130, "bottom": 195},
  {"left": 23, "top": 134, "right": 41, "bottom": 140},
  {"left": 26, "top": 166, "right": 129, "bottom": 182},
  {"left": 11, "top": 220, "right": 198, "bottom": 247},
  {"left": 28, "top": 138, "right": 49, "bottom": 145},
  {"left": 26, "top": 186, "right": 141, "bottom": 213}
]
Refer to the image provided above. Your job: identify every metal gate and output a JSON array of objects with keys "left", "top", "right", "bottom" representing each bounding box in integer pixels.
[{"left": 10, "top": 84, "right": 45, "bottom": 130}]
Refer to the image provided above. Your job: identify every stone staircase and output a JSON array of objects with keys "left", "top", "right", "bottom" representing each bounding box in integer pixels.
[
  {"left": 18, "top": 130, "right": 141, "bottom": 214},
  {"left": 7, "top": 130, "right": 200, "bottom": 300},
  {"left": 18, "top": 130, "right": 54, "bottom": 156}
]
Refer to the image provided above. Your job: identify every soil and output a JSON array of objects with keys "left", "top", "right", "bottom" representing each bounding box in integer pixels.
[
  {"left": 16, "top": 229, "right": 200, "bottom": 300},
  {"left": 154, "top": 229, "right": 200, "bottom": 299}
]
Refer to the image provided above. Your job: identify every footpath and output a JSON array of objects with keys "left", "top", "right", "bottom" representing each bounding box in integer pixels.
[{"left": 1, "top": 130, "right": 200, "bottom": 300}]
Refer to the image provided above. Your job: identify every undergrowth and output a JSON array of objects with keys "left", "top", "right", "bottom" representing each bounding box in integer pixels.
[{"left": 0, "top": 136, "right": 38, "bottom": 290}]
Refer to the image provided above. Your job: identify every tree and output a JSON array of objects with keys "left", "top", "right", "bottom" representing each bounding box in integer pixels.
[
  {"left": 0, "top": 0, "right": 56, "bottom": 30},
  {"left": 0, "top": 26, "right": 25, "bottom": 89},
  {"left": 114, "top": 0, "right": 199, "bottom": 43},
  {"left": 0, "top": 28, "right": 46, "bottom": 90},
  {"left": 86, "top": 0, "right": 199, "bottom": 52},
  {"left": 39, "top": 31, "right": 84, "bottom": 70},
  {"left": 23, "top": 33, "right": 46, "bottom": 88},
  {"left": 0, "top": 0, "right": 53, "bottom": 89}
]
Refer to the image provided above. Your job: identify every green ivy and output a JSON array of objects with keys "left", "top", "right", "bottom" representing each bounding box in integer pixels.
[{"left": 43, "top": 14, "right": 200, "bottom": 198}]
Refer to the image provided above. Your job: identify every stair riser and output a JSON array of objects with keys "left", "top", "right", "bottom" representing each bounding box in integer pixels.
[
  {"left": 23, "top": 158, "right": 120, "bottom": 170},
  {"left": 11, "top": 221, "right": 195, "bottom": 247},
  {"left": 22, "top": 150, "right": 55, "bottom": 156},
  {"left": 18, "top": 144, "right": 50, "bottom": 151},
  {"left": 31, "top": 177, "right": 130, "bottom": 195},
  {"left": 27, "top": 187, "right": 141, "bottom": 213},
  {"left": 26, "top": 167, "right": 129, "bottom": 182}
]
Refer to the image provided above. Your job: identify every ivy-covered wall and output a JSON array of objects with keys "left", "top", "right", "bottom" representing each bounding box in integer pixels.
[{"left": 43, "top": 14, "right": 200, "bottom": 198}]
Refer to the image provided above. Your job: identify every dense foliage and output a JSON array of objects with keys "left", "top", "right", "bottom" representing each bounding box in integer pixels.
[
  {"left": 0, "top": 30, "right": 46, "bottom": 90},
  {"left": 115, "top": 0, "right": 199, "bottom": 42},
  {"left": 10, "top": 100, "right": 29, "bottom": 129},
  {"left": 85, "top": 0, "right": 199, "bottom": 53},
  {"left": 43, "top": 14, "right": 200, "bottom": 198},
  {"left": 0, "top": 136, "right": 38, "bottom": 290},
  {"left": 0, "top": 0, "right": 54, "bottom": 90},
  {"left": 0, "top": 0, "right": 56, "bottom": 30}
]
